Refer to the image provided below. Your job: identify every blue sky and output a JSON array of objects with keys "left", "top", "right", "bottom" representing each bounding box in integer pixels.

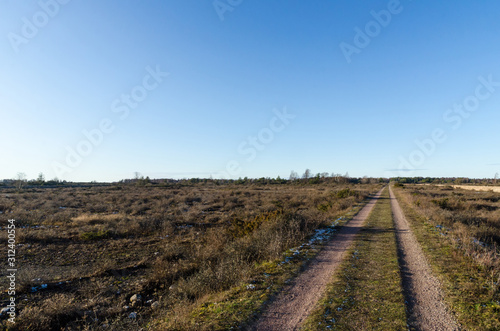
[{"left": 1, "top": 0, "right": 500, "bottom": 182}]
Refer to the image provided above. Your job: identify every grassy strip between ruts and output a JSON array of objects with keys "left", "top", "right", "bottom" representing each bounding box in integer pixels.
[
  {"left": 392, "top": 186, "right": 500, "bottom": 330},
  {"left": 302, "top": 187, "right": 406, "bottom": 330},
  {"left": 153, "top": 193, "right": 376, "bottom": 330}
]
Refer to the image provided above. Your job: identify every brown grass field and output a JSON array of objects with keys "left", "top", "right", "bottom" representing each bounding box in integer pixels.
[
  {"left": 400, "top": 183, "right": 500, "bottom": 252},
  {"left": 0, "top": 180, "right": 382, "bottom": 330},
  {"left": 448, "top": 184, "right": 500, "bottom": 193}
]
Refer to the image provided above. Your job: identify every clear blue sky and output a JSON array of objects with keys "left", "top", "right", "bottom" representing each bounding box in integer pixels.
[{"left": 1, "top": 0, "right": 499, "bottom": 182}]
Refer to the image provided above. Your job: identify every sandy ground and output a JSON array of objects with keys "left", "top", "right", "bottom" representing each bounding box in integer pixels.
[
  {"left": 389, "top": 186, "right": 460, "bottom": 331},
  {"left": 250, "top": 188, "right": 385, "bottom": 331}
]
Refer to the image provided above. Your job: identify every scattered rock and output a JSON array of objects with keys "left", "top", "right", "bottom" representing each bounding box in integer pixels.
[
  {"left": 246, "top": 284, "right": 256, "bottom": 290},
  {"left": 1, "top": 307, "right": 10, "bottom": 316},
  {"left": 128, "top": 312, "right": 137, "bottom": 319},
  {"left": 151, "top": 301, "right": 160, "bottom": 310},
  {"left": 122, "top": 305, "right": 130, "bottom": 311},
  {"left": 130, "top": 294, "right": 142, "bottom": 303}
]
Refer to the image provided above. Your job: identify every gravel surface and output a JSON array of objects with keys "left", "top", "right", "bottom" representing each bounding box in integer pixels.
[
  {"left": 250, "top": 188, "right": 385, "bottom": 331},
  {"left": 389, "top": 186, "right": 460, "bottom": 331}
]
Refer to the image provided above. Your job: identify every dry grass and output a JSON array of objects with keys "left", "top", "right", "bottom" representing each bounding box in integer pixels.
[
  {"left": 0, "top": 181, "right": 381, "bottom": 330},
  {"left": 442, "top": 185, "right": 500, "bottom": 193}
]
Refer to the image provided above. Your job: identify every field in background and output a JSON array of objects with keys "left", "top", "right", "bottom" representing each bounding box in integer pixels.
[
  {"left": 447, "top": 185, "right": 500, "bottom": 193},
  {"left": 0, "top": 180, "right": 382, "bottom": 330}
]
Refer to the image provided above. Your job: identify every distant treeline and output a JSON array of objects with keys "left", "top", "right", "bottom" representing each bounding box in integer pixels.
[
  {"left": 118, "top": 174, "right": 387, "bottom": 186},
  {"left": 392, "top": 177, "right": 499, "bottom": 185},
  {"left": 0, "top": 179, "right": 111, "bottom": 189},
  {"left": 3, "top": 175, "right": 497, "bottom": 190},
  {"left": 0, "top": 173, "right": 388, "bottom": 189}
]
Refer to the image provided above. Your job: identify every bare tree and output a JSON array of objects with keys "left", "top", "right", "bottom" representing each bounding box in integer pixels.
[
  {"left": 289, "top": 170, "right": 299, "bottom": 181},
  {"left": 302, "top": 169, "right": 311, "bottom": 179},
  {"left": 15, "top": 172, "right": 27, "bottom": 190},
  {"left": 335, "top": 172, "right": 349, "bottom": 184},
  {"left": 494, "top": 172, "right": 499, "bottom": 185}
]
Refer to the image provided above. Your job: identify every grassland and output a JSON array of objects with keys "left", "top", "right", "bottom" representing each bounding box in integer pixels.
[{"left": 0, "top": 180, "right": 382, "bottom": 330}]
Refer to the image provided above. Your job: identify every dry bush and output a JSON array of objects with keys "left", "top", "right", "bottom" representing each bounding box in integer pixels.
[{"left": 14, "top": 294, "right": 81, "bottom": 331}]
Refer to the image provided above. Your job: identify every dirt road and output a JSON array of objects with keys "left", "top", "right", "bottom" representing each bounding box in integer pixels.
[
  {"left": 389, "top": 186, "right": 460, "bottom": 330},
  {"left": 250, "top": 188, "right": 384, "bottom": 331}
]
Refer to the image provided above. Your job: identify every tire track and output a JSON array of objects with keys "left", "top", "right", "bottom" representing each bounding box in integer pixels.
[
  {"left": 250, "top": 187, "right": 385, "bottom": 331},
  {"left": 389, "top": 186, "right": 460, "bottom": 331}
]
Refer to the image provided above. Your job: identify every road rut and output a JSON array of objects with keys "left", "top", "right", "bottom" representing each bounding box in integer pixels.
[{"left": 389, "top": 186, "right": 460, "bottom": 330}]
